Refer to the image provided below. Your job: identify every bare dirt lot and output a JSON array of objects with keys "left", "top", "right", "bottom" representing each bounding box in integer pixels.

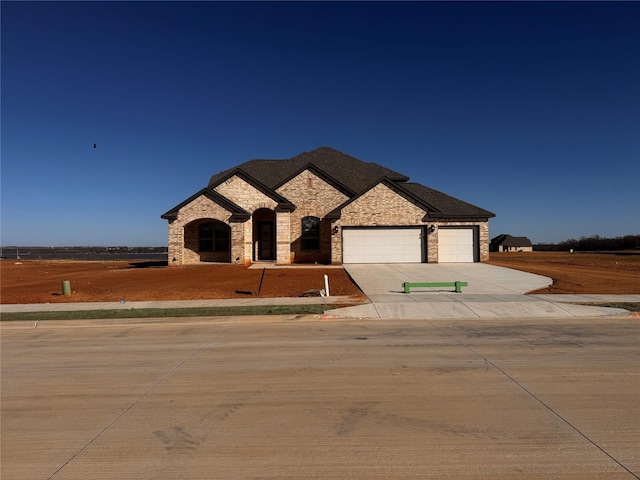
[
  {"left": 2, "top": 252, "right": 639, "bottom": 304},
  {"left": 0, "top": 261, "right": 366, "bottom": 304},
  {"left": 487, "top": 252, "right": 640, "bottom": 294}
]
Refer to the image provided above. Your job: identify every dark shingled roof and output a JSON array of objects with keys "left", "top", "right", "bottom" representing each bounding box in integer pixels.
[
  {"left": 174, "top": 147, "right": 494, "bottom": 220},
  {"left": 495, "top": 235, "right": 532, "bottom": 247},
  {"left": 403, "top": 183, "right": 495, "bottom": 218},
  {"left": 208, "top": 147, "right": 408, "bottom": 194}
]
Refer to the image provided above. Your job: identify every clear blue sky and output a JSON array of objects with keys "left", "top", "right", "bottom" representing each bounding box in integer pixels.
[{"left": 2, "top": 1, "right": 639, "bottom": 246}]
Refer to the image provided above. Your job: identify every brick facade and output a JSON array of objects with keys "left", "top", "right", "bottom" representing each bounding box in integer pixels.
[
  {"left": 331, "top": 183, "right": 429, "bottom": 264},
  {"left": 340, "top": 183, "right": 427, "bottom": 225},
  {"left": 166, "top": 194, "right": 236, "bottom": 265},
  {"left": 214, "top": 176, "right": 278, "bottom": 213},
  {"left": 162, "top": 149, "right": 494, "bottom": 266},
  {"left": 276, "top": 170, "right": 349, "bottom": 264},
  {"left": 426, "top": 220, "right": 490, "bottom": 263}
]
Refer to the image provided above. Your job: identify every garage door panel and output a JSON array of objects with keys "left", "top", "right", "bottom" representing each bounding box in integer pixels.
[
  {"left": 438, "top": 228, "right": 475, "bottom": 263},
  {"left": 343, "top": 228, "right": 422, "bottom": 263}
]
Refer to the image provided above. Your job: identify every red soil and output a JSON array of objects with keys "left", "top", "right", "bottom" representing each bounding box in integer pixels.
[
  {"left": 0, "top": 261, "right": 367, "bottom": 304},
  {"left": 487, "top": 252, "right": 640, "bottom": 294},
  {"left": 2, "top": 252, "right": 638, "bottom": 305}
]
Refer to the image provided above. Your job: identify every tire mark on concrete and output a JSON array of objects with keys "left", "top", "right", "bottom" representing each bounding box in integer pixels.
[
  {"left": 335, "top": 403, "right": 374, "bottom": 436},
  {"left": 152, "top": 426, "right": 204, "bottom": 457},
  {"left": 46, "top": 319, "right": 237, "bottom": 479}
]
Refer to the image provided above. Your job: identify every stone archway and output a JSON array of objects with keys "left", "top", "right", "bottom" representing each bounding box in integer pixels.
[{"left": 184, "top": 218, "right": 231, "bottom": 263}]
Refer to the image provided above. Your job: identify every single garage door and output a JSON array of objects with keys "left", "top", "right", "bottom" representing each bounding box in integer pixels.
[
  {"left": 438, "top": 228, "right": 475, "bottom": 262},
  {"left": 343, "top": 228, "right": 422, "bottom": 263}
]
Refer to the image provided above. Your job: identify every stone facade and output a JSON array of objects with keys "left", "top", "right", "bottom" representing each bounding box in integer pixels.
[
  {"left": 276, "top": 170, "right": 349, "bottom": 264},
  {"left": 214, "top": 176, "right": 278, "bottom": 212},
  {"left": 162, "top": 149, "right": 494, "bottom": 266},
  {"left": 331, "top": 183, "right": 429, "bottom": 264},
  {"left": 166, "top": 180, "right": 491, "bottom": 266},
  {"left": 166, "top": 194, "right": 235, "bottom": 265},
  {"left": 215, "top": 176, "right": 283, "bottom": 264},
  {"left": 275, "top": 211, "right": 291, "bottom": 264},
  {"left": 340, "top": 183, "right": 427, "bottom": 226},
  {"left": 426, "top": 220, "right": 490, "bottom": 263}
]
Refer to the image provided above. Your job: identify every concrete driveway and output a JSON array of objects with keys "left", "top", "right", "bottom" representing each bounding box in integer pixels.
[{"left": 333, "top": 263, "right": 630, "bottom": 319}]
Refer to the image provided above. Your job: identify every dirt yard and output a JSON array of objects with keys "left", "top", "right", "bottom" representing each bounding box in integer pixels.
[
  {"left": 487, "top": 251, "right": 640, "bottom": 294},
  {"left": 2, "top": 252, "right": 639, "bottom": 304},
  {"left": 0, "top": 261, "right": 367, "bottom": 304}
]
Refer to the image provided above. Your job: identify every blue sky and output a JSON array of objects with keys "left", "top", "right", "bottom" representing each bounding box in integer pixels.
[{"left": 2, "top": 1, "right": 638, "bottom": 246}]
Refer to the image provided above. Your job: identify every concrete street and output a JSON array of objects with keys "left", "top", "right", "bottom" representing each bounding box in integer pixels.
[{"left": 2, "top": 316, "right": 638, "bottom": 479}]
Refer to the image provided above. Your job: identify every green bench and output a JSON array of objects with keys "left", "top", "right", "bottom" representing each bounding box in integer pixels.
[{"left": 402, "top": 281, "right": 468, "bottom": 294}]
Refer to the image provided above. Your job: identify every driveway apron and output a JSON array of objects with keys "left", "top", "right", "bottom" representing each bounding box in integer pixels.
[{"left": 333, "top": 263, "right": 630, "bottom": 319}]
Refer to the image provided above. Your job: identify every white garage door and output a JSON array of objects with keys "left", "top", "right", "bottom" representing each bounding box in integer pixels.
[
  {"left": 343, "top": 228, "right": 422, "bottom": 263},
  {"left": 438, "top": 228, "right": 475, "bottom": 262}
]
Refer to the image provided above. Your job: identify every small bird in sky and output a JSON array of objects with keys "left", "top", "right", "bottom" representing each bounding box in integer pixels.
[{"left": 93, "top": 143, "right": 97, "bottom": 149}]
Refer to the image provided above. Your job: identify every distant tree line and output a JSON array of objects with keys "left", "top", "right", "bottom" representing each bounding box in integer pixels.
[
  {"left": 1, "top": 246, "right": 168, "bottom": 260},
  {"left": 535, "top": 234, "right": 640, "bottom": 252},
  {"left": 1, "top": 246, "right": 167, "bottom": 253}
]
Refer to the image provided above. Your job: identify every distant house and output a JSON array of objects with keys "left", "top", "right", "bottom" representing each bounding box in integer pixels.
[
  {"left": 162, "top": 147, "right": 495, "bottom": 265},
  {"left": 491, "top": 234, "right": 533, "bottom": 252}
]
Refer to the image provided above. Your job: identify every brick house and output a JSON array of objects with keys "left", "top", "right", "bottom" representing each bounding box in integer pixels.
[
  {"left": 491, "top": 234, "right": 534, "bottom": 252},
  {"left": 161, "top": 147, "right": 495, "bottom": 265}
]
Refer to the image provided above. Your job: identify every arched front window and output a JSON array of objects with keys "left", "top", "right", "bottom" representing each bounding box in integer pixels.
[
  {"left": 199, "top": 221, "right": 230, "bottom": 252},
  {"left": 301, "top": 216, "right": 320, "bottom": 250}
]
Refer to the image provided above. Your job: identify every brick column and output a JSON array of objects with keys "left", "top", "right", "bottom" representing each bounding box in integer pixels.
[
  {"left": 479, "top": 222, "right": 490, "bottom": 262},
  {"left": 230, "top": 220, "right": 245, "bottom": 264},
  {"left": 427, "top": 226, "right": 438, "bottom": 263},
  {"left": 276, "top": 211, "right": 291, "bottom": 264},
  {"left": 331, "top": 221, "right": 342, "bottom": 264},
  {"left": 167, "top": 220, "right": 184, "bottom": 265}
]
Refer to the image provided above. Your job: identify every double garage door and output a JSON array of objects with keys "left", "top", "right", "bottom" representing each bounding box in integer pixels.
[
  {"left": 342, "top": 228, "right": 422, "bottom": 263},
  {"left": 342, "top": 227, "right": 475, "bottom": 263}
]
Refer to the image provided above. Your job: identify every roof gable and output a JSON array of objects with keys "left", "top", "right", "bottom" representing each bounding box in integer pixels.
[
  {"left": 161, "top": 188, "right": 250, "bottom": 221},
  {"left": 326, "top": 177, "right": 433, "bottom": 220},
  {"left": 273, "top": 163, "right": 356, "bottom": 197},
  {"left": 209, "top": 168, "right": 295, "bottom": 211}
]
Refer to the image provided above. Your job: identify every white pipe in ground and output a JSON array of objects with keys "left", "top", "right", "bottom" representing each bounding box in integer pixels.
[{"left": 324, "top": 275, "right": 330, "bottom": 297}]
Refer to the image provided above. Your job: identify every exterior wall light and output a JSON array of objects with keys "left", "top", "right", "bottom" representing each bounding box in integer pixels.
[
  {"left": 428, "top": 225, "right": 436, "bottom": 234},
  {"left": 333, "top": 226, "right": 339, "bottom": 234}
]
